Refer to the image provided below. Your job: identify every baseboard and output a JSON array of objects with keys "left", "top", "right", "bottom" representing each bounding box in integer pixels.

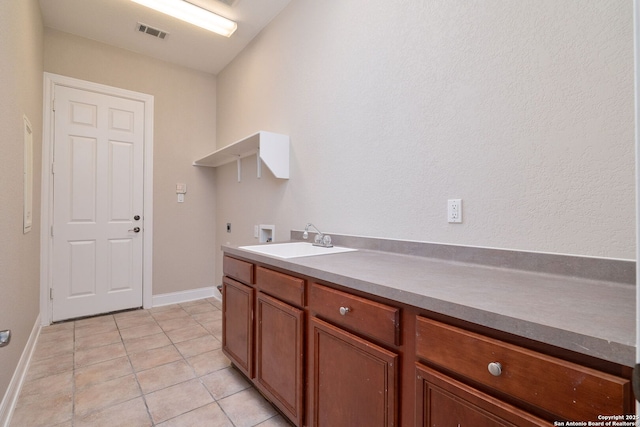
[
  {"left": 152, "top": 286, "right": 217, "bottom": 307},
  {"left": 0, "top": 315, "right": 41, "bottom": 427}
]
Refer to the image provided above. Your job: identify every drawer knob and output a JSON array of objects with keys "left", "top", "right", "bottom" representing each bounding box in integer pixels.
[
  {"left": 339, "top": 306, "right": 351, "bottom": 316},
  {"left": 488, "top": 362, "right": 502, "bottom": 376}
]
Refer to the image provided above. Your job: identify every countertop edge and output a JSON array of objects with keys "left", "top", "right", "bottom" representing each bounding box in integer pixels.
[{"left": 222, "top": 245, "right": 635, "bottom": 367}]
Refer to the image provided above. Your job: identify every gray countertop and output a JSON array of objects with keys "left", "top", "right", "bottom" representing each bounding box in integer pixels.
[{"left": 222, "top": 240, "right": 635, "bottom": 367}]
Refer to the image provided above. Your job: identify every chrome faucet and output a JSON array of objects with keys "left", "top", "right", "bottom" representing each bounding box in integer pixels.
[{"left": 303, "top": 223, "right": 333, "bottom": 248}]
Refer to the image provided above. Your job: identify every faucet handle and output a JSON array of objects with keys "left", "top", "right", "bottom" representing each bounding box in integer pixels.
[{"left": 322, "top": 234, "right": 332, "bottom": 247}]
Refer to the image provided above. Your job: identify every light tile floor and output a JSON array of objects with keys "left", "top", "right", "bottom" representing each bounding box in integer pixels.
[{"left": 10, "top": 298, "right": 293, "bottom": 427}]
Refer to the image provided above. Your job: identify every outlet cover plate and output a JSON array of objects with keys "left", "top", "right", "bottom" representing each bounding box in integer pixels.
[{"left": 448, "top": 199, "right": 462, "bottom": 223}]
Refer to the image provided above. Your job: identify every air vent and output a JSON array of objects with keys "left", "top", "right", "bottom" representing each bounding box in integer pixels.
[
  {"left": 137, "top": 23, "right": 168, "bottom": 39},
  {"left": 214, "top": 0, "right": 239, "bottom": 6}
]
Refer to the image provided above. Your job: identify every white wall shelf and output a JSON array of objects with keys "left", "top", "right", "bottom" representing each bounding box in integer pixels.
[{"left": 193, "top": 131, "right": 290, "bottom": 182}]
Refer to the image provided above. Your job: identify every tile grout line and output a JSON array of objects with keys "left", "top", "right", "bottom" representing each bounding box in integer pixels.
[
  {"left": 165, "top": 300, "right": 234, "bottom": 426},
  {"left": 176, "top": 300, "right": 240, "bottom": 427},
  {"left": 119, "top": 313, "right": 156, "bottom": 427},
  {"left": 139, "top": 302, "right": 225, "bottom": 426},
  {"left": 17, "top": 299, "right": 291, "bottom": 427},
  {"left": 150, "top": 307, "right": 190, "bottom": 426},
  {"left": 196, "top": 298, "right": 291, "bottom": 427}
]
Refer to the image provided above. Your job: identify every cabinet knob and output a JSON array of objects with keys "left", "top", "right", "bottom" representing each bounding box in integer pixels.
[
  {"left": 339, "top": 306, "right": 351, "bottom": 316},
  {"left": 488, "top": 362, "right": 502, "bottom": 377}
]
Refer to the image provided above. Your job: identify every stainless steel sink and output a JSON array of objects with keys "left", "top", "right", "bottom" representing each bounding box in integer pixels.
[{"left": 239, "top": 242, "right": 356, "bottom": 259}]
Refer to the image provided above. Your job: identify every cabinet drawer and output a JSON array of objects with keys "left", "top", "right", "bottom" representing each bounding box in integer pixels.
[
  {"left": 256, "top": 266, "right": 305, "bottom": 307},
  {"left": 310, "top": 283, "right": 400, "bottom": 346},
  {"left": 416, "top": 363, "right": 548, "bottom": 427},
  {"left": 223, "top": 256, "right": 254, "bottom": 284},
  {"left": 415, "top": 316, "right": 631, "bottom": 421}
]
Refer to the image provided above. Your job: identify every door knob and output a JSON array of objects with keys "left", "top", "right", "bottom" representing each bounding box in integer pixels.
[
  {"left": 134, "top": 215, "right": 140, "bottom": 221},
  {"left": 488, "top": 362, "right": 502, "bottom": 376},
  {"left": 128, "top": 227, "right": 140, "bottom": 233}
]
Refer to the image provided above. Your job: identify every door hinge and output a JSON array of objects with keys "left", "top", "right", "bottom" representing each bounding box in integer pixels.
[
  {"left": 50, "top": 225, "right": 54, "bottom": 237},
  {"left": 51, "top": 99, "right": 55, "bottom": 112},
  {"left": 51, "top": 162, "right": 56, "bottom": 174},
  {"left": 49, "top": 288, "right": 53, "bottom": 300}
]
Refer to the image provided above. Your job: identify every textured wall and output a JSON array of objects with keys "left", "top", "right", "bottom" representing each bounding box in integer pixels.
[
  {"left": 44, "top": 29, "right": 218, "bottom": 296},
  {"left": 215, "top": 0, "right": 635, "bottom": 280},
  {"left": 0, "top": 0, "right": 43, "bottom": 403}
]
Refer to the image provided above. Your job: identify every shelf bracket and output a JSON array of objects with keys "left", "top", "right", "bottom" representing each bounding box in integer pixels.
[{"left": 257, "top": 149, "right": 262, "bottom": 179}]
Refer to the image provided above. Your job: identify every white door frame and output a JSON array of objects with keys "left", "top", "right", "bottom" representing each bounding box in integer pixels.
[{"left": 40, "top": 73, "right": 154, "bottom": 325}]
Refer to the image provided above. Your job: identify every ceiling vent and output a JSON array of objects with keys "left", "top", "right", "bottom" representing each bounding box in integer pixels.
[
  {"left": 214, "top": 0, "right": 239, "bottom": 7},
  {"left": 137, "top": 23, "right": 168, "bottom": 39}
]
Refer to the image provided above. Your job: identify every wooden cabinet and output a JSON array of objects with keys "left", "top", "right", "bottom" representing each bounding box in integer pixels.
[
  {"left": 415, "top": 364, "right": 548, "bottom": 427},
  {"left": 223, "top": 255, "right": 254, "bottom": 284},
  {"left": 309, "top": 282, "right": 400, "bottom": 346},
  {"left": 415, "top": 316, "right": 632, "bottom": 424},
  {"left": 257, "top": 266, "right": 305, "bottom": 307},
  {"left": 254, "top": 270, "right": 305, "bottom": 426},
  {"left": 222, "top": 260, "right": 306, "bottom": 426},
  {"left": 222, "top": 276, "right": 254, "bottom": 378},
  {"left": 308, "top": 317, "right": 398, "bottom": 427},
  {"left": 308, "top": 283, "right": 399, "bottom": 427},
  {"left": 222, "top": 253, "right": 633, "bottom": 427}
]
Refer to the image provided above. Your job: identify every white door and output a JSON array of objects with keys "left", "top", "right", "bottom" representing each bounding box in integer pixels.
[{"left": 51, "top": 85, "right": 145, "bottom": 322}]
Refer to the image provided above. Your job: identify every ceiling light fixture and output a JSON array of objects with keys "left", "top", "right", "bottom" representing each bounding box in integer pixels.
[{"left": 131, "top": 0, "right": 237, "bottom": 37}]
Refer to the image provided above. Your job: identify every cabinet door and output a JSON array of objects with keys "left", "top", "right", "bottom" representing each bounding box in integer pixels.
[
  {"left": 222, "top": 277, "right": 254, "bottom": 378},
  {"left": 255, "top": 292, "right": 304, "bottom": 426},
  {"left": 415, "top": 364, "right": 549, "bottom": 427},
  {"left": 309, "top": 317, "right": 398, "bottom": 427}
]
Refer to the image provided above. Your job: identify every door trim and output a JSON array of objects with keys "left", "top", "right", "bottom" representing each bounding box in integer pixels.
[{"left": 40, "top": 73, "right": 154, "bottom": 325}]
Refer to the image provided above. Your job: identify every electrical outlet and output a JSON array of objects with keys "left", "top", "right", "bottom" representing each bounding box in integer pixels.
[
  {"left": 254, "top": 225, "right": 259, "bottom": 238},
  {"left": 448, "top": 199, "right": 462, "bottom": 223}
]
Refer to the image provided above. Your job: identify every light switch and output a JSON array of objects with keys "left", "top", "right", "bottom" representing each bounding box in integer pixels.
[{"left": 176, "top": 183, "right": 186, "bottom": 203}]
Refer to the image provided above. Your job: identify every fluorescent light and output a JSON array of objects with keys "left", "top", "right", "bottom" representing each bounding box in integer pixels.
[{"left": 132, "top": 0, "right": 237, "bottom": 37}]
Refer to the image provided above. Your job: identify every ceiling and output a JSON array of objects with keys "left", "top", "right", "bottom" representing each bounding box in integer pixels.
[{"left": 39, "top": 0, "right": 291, "bottom": 75}]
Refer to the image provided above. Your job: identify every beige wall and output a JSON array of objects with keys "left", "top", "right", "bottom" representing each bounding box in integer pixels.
[
  {"left": 215, "top": 0, "right": 635, "bottom": 279},
  {"left": 0, "top": 0, "right": 634, "bottom": 402},
  {"left": 0, "top": 0, "right": 44, "bottom": 403},
  {"left": 44, "top": 29, "right": 218, "bottom": 296}
]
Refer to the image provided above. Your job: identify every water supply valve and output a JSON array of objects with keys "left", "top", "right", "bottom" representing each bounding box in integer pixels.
[{"left": 0, "top": 330, "right": 11, "bottom": 348}]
